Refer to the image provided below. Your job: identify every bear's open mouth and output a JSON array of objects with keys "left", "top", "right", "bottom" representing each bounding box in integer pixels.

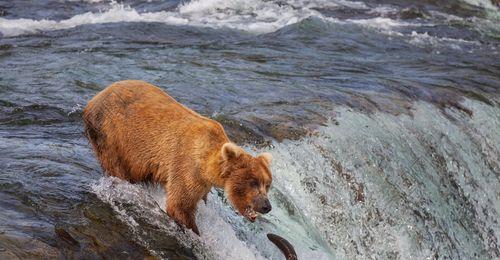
[{"left": 244, "top": 207, "right": 259, "bottom": 222}]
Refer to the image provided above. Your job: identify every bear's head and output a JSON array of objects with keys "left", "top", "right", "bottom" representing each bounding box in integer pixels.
[{"left": 221, "top": 143, "right": 273, "bottom": 222}]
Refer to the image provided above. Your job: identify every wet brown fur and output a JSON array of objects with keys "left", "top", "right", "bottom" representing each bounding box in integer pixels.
[{"left": 83, "top": 80, "right": 273, "bottom": 234}]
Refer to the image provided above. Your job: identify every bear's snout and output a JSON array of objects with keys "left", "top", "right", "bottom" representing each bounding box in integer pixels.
[{"left": 254, "top": 196, "right": 272, "bottom": 214}]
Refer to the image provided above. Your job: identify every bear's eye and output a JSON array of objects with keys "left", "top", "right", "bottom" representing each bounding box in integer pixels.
[{"left": 250, "top": 179, "right": 259, "bottom": 188}]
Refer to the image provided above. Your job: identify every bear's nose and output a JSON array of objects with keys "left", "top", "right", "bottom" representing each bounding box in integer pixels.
[
  {"left": 261, "top": 200, "right": 272, "bottom": 214},
  {"left": 255, "top": 197, "right": 272, "bottom": 214}
]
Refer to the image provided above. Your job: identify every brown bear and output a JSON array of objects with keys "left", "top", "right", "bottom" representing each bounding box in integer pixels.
[{"left": 83, "top": 80, "right": 273, "bottom": 235}]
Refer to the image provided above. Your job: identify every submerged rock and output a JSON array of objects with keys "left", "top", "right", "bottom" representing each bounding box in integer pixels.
[{"left": 399, "top": 6, "right": 429, "bottom": 20}]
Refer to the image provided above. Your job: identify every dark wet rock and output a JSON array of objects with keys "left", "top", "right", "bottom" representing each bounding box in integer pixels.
[
  {"left": 462, "top": 91, "right": 495, "bottom": 106},
  {"left": 59, "top": 197, "right": 194, "bottom": 259},
  {"left": 310, "top": 7, "right": 375, "bottom": 20},
  {"left": 221, "top": 52, "right": 271, "bottom": 63},
  {"left": 263, "top": 122, "right": 309, "bottom": 143},
  {"left": 81, "top": 193, "right": 196, "bottom": 259},
  {"left": 428, "top": 89, "right": 474, "bottom": 117},
  {"left": 54, "top": 226, "right": 80, "bottom": 249},
  {"left": 74, "top": 80, "right": 101, "bottom": 91},
  {"left": 0, "top": 44, "right": 13, "bottom": 58},
  {"left": 242, "top": 54, "right": 269, "bottom": 63},
  {"left": 0, "top": 100, "right": 16, "bottom": 107},
  {"left": 246, "top": 115, "right": 311, "bottom": 143},
  {"left": 399, "top": 6, "right": 429, "bottom": 19},
  {"left": 211, "top": 114, "right": 270, "bottom": 146},
  {"left": 0, "top": 182, "right": 194, "bottom": 260},
  {"left": 0, "top": 44, "right": 13, "bottom": 50},
  {"left": 0, "top": 103, "right": 81, "bottom": 126},
  {"left": 0, "top": 234, "right": 62, "bottom": 259},
  {"left": 211, "top": 108, "right": 327, "bottom": 147}
]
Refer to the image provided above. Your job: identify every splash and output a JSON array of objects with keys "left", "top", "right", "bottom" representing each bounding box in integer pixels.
[{"left": 461, "top": 0, "right": 499, "bottom": 10}]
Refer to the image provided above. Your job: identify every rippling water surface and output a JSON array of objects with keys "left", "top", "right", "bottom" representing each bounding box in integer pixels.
[{"left": 0, "top": 0, "right": 499, "bottom": 259}]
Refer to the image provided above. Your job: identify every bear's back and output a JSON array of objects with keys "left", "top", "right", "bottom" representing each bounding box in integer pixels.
[{"left": 83, "top": 80, "right": 228, "bottom": 183}]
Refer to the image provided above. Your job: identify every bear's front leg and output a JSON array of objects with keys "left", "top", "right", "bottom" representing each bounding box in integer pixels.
[{"left": 166, "top": 192, "right": 200, "bottom": 235}]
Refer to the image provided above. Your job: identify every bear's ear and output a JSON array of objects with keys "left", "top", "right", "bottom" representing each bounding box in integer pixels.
[
  {"left": 259, "top": 152, "right": 273, "bottom": 166},
  {"left": 221, "top": 143, "right": 243, "bottom": 161}
]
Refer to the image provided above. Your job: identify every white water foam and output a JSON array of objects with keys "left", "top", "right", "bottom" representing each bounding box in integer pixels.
[
  {"left": 461, "top": 0, "right": 499, "bottom": 10},
  {"left": 0, "top": 0, "right": 320, "bottom": 37},
  {"left": 344, "top": 16, "right": 486, "bottom": 49},
  {"left": 177, "top": 0, "right": 319, "bottom": 33},
  {"left": 346, "top": 17, "right": 420, "bottom": 34},
  {"left": 0, "top": 0, "right": 417, "bottom": 37},
  {"left": 0, "top": 4, "right": 188, "bottom": 37},
  {"left": 408, "top": 31, "right": 481, "bottom": 50},
  {"left": 92, "top": 98, "right": 499, "bottom": 259}
]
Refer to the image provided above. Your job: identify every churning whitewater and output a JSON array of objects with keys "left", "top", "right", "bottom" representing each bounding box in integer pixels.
[
  {"left": 0, "top": 0, "right": 497, "bottom": 38},
  {"left": 0, "top": 0, "right": 324, "bottom": 36}
]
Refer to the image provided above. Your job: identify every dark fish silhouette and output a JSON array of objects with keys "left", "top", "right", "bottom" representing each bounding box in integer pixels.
[{"left": 267, "top": 233, "right": 298, "bottom": 260}]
